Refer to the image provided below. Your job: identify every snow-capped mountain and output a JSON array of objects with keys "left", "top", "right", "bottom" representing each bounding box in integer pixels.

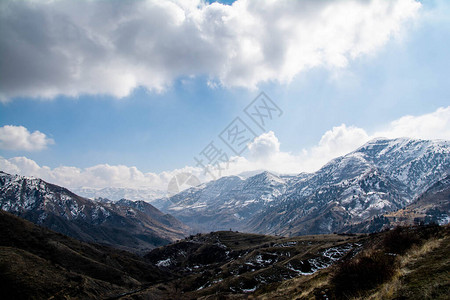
[
  {"left": 164, "top": 138, "right": 450, "bottom": 234},
  {"left": 0, "top": 171, "right": 189, "bottom": 252},
  {"left": 2, "top": 137, "right": 447, "bottom": 240},
  {"left": 166, "top": 171, "right": 292, "bottom": 231}
]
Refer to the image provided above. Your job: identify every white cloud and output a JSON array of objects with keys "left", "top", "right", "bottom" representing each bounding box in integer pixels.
[
  {"left": 223, "top": 124, "right": 371, "bottom": 174},
  {"left": 0, "top": 125, "right": 54, "bottom": 151},
  {"left": 2, "top": 106, "right": 448, "bottom": 190},
  {"left": 0, "top": 156, "right": 207, "bottom": 192},
  {"left": 0, "top": 0, "right": 421, "bottom": 101},
  {"left": 248, "top": 131, "right": 280, "bottom": 160},
  {"left": 303, "top": 124, "right": 371, "bottom": 170},
  {"left": 374, "top": 106, "right": 450, "bottom": 140}
]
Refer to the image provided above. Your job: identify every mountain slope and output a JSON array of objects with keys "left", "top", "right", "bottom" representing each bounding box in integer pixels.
[
  {"left": 0, "top": 171, "right": 189, "bottom": 252},
  {"left": 248, "top": 138, "right": 449, "bottom": 235},
  {"left": 345, "top": 175, "right": 450, "bottom": 233},
  {"left": 166, "top": 171, "right": 291, "bottom": 231},
  {"left": 254, "top": 224, "right": 449, "bottom": 300},
  {"left": 138, "top": 230, "right": 366, "bottom": 298}
]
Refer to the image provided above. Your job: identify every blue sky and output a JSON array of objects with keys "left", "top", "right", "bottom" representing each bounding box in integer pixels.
[{"left": 0, "top": 0, "right": 449, "bottom": 190}]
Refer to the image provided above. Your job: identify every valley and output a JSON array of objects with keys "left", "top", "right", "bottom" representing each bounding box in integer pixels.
[{"left": 1, "top": 209, "right": 448, "bottom": 299}]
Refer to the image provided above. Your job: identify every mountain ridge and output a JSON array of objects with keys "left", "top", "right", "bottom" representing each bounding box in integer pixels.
[
  {"left": 0, "top": 171, "right": 189, "bottom": 253},
  {"left": 1, "top": 137, "right": 448, "bottom": 241},
  {"left": 163, "top": 137, "right": 449, "bottom": 235}
]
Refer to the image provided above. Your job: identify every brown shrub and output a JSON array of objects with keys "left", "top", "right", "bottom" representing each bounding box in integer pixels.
[{"left": 331, "top": 250, "right": 396, "bottom": 298}]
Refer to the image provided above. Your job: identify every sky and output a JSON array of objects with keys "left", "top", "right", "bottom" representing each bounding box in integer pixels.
[{"left": 1, "top": 0, "right": 450, "bottom": 192}]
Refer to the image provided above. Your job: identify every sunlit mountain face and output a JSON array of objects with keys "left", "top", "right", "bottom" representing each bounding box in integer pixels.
[{"left": 163, "top": 138, "right": 449, "bottom": 234}]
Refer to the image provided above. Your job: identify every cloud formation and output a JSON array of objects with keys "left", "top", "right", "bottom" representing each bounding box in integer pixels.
[
  {"left": 0, "top": 155, "right": 206, "bottom": 191},
  {"left": 0, "top": 125, "right": 54, "bottom": 151},
  {"left": 374, "top": 106, "right": 450, "bottom": 140},
  {"left": 222, "top": 124, "right": 371, "bottom": 175},
  {"left": 0, "top": 0, "right": 421, "bottom": 101},
  {"left": 248, "top": 131, "right": 280, "bottom": 160}
]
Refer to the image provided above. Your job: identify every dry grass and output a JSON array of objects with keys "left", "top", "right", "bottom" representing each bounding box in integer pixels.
[
  {"left": 399, "top": 237, "right": 442, "bottom": 267},
  {"left": 356, "top": 234, "right": 446, "bottom": 300},
  {"left": 255, "top": 270, "right": 329, "bottom": 300}
]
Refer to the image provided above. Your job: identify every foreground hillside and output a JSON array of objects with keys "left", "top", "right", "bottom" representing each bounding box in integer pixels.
[
  {"left": 0, "top": 209, "right": 447, "bottom": 299},
  {"left": 0, "top": 210, "right": 365, "bottom": 299},
  {"left": 256, "top": 225, "right": 450, "bottom": 300},
  {"left": 0, "top": 171, "right": 189, "bottom": 253},
  {"left": 118, "top": 225, "right": 449, "bottom": 299},
  {"left": 142, "top": 230, "right": 365, "bottom": 298},
  {"left": 0, "top": 210, "right": 174, "bottom": 299}
]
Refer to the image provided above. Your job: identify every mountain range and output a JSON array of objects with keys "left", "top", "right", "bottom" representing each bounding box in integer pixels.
[
  {"left": 163, "top": 138, "right": 450, "bottom": 235},
  {"left": 0, "top": 137, "right": 449, "bottom": 249}
]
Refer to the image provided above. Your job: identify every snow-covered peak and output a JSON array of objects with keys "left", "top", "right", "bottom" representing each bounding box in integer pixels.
[
  {"left": 354, "top": 137, "right": 449, "bottom": 160},
  {"left": 246, "top": 171, "right": 286, "bottom": 186},
  {"left": 319, "top": 137, "right": 450, "bottom": 195}
]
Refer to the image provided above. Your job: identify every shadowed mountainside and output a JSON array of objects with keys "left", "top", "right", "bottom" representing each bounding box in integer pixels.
[{"left": 0, "top": 210, "right": 174, "bottom": 299}]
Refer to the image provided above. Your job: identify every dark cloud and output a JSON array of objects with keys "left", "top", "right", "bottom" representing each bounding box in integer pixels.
[{"left": 0, "top": 0, "right": 420, "bottom": 101}]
